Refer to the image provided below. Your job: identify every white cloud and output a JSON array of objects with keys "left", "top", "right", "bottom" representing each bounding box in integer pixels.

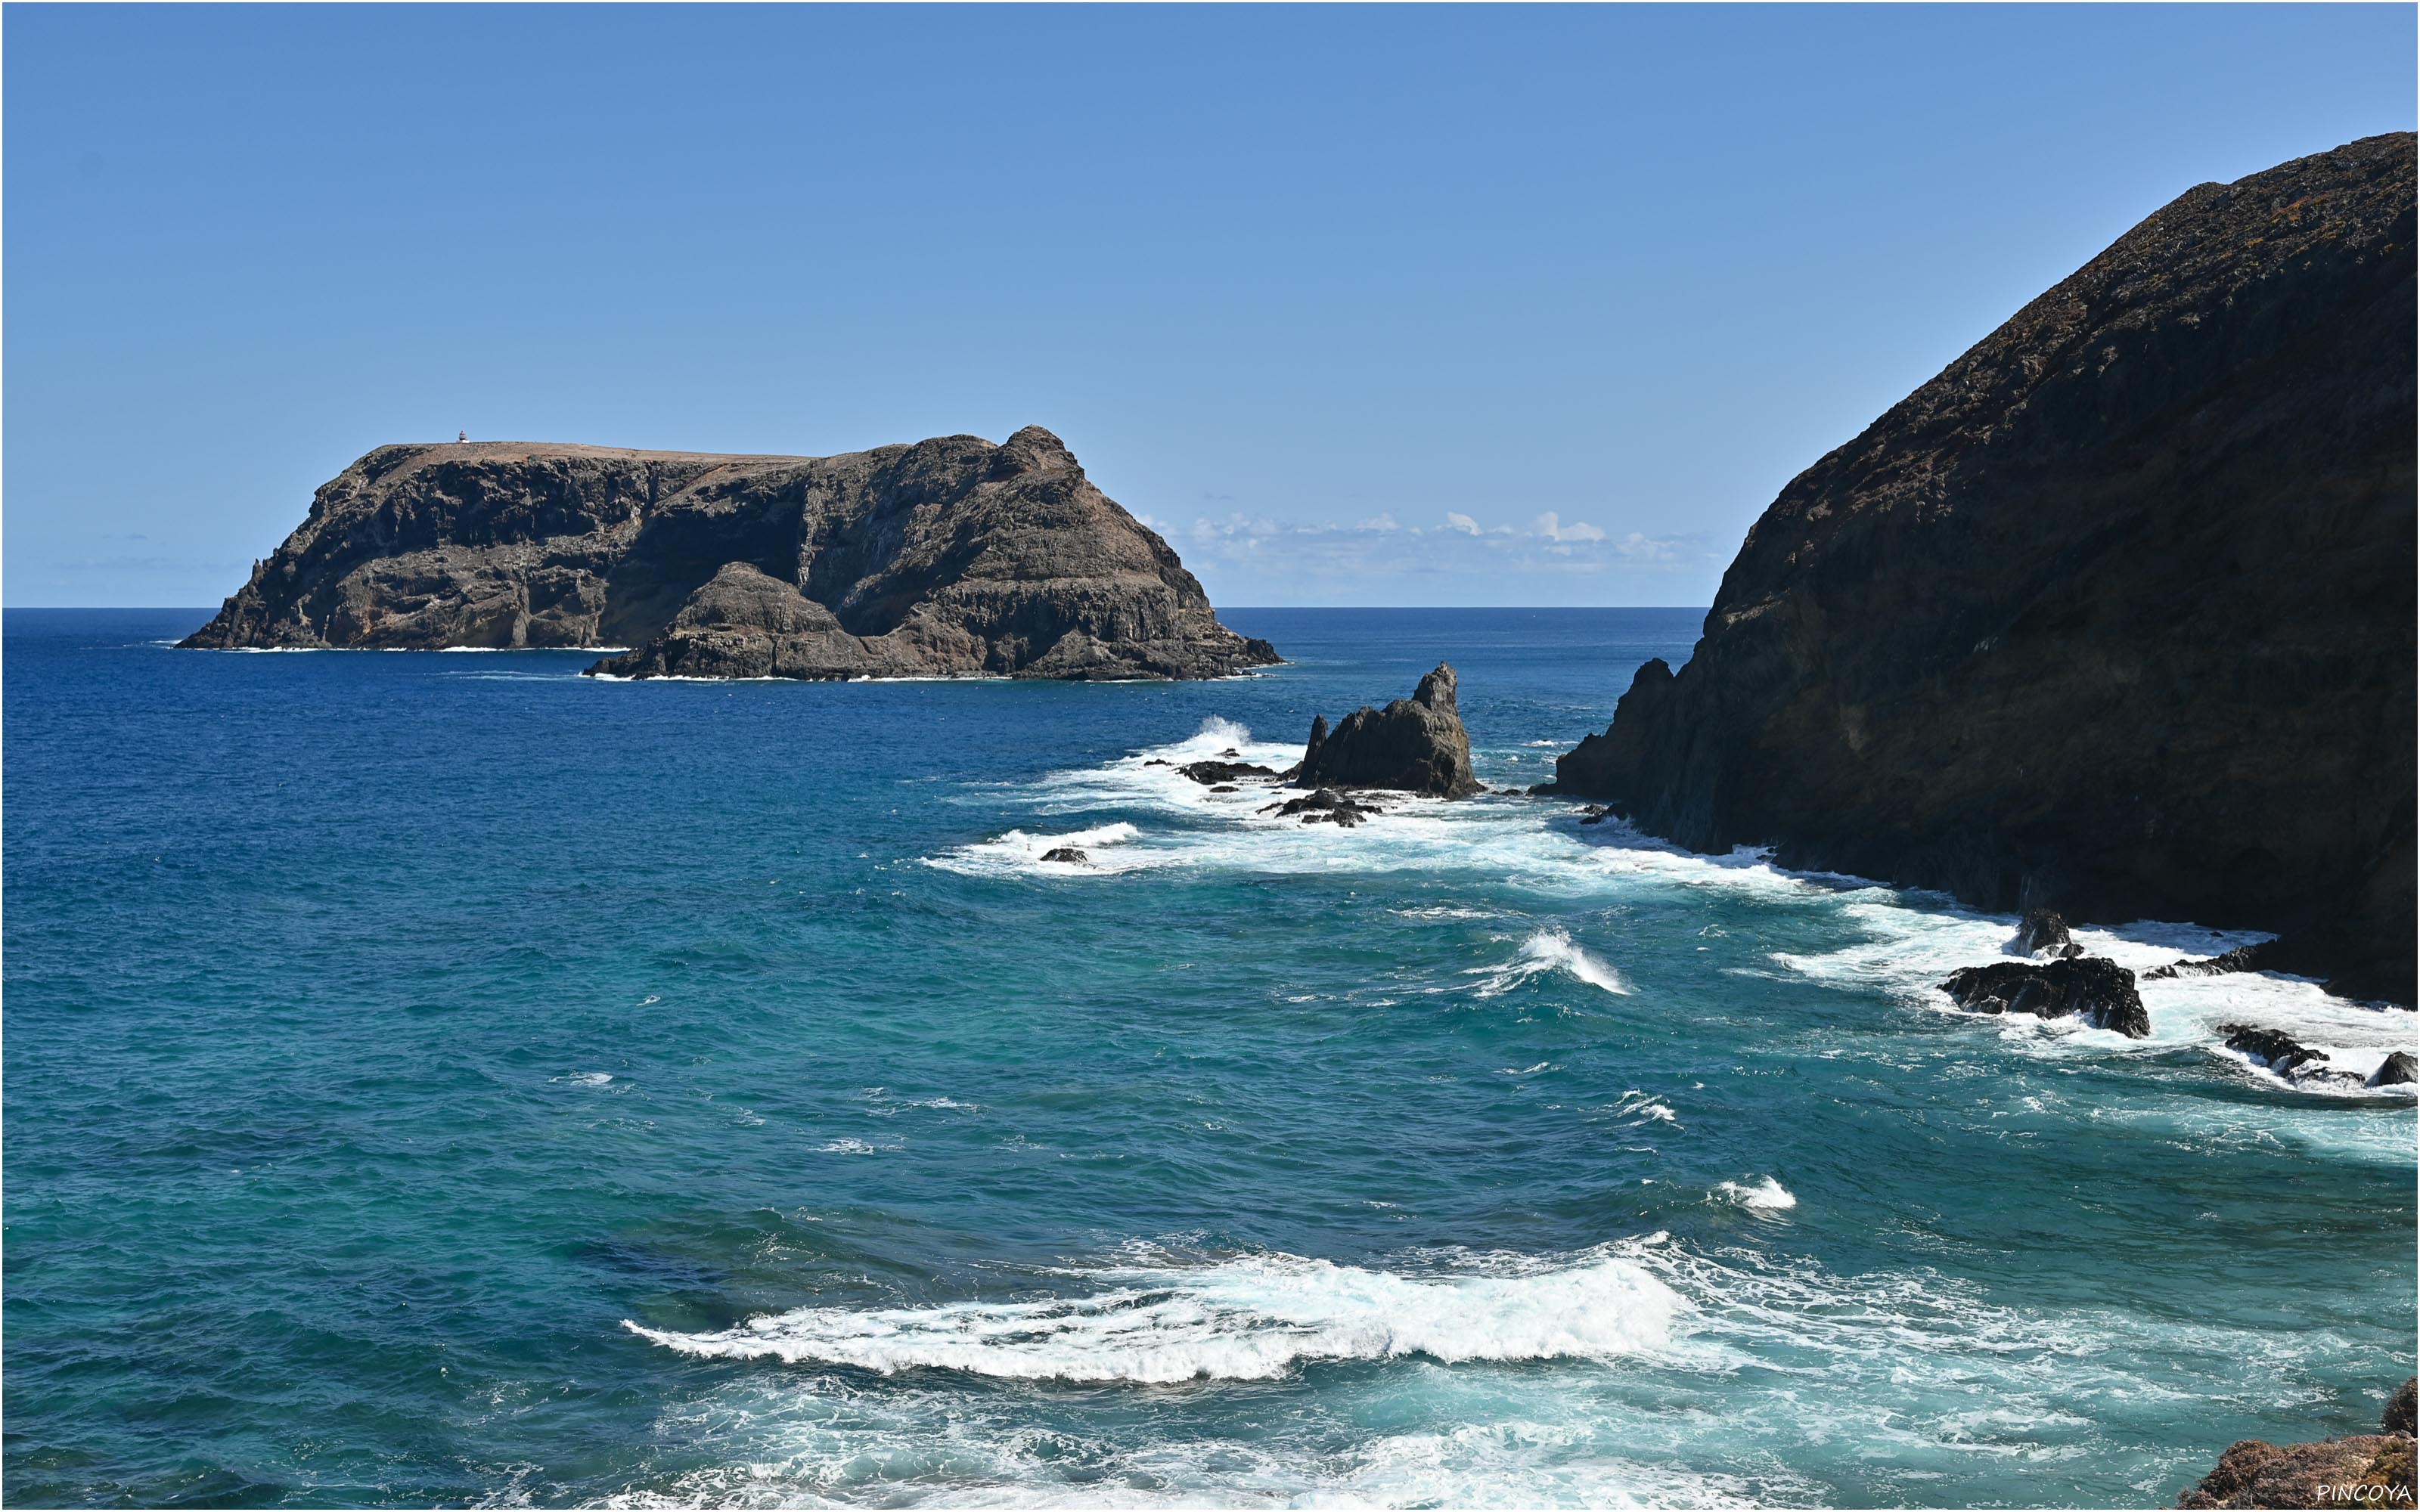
[
  {"left": 1444, "top": 511, "right": 1481, "bottom": 535},
  {"left": 1611, "top": 531, "right": 1680, "bottom": 562},
  {"left": 1534, "top": 511, "right": 1607, "bottom": 543},
  {"left": 1356, "top": 513, "right": 1398, "bottom": 532}
]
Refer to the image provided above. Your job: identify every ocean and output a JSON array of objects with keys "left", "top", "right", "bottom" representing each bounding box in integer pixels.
[{"left": 5, "top": 606, "right": 2412, "bottom": 1508}]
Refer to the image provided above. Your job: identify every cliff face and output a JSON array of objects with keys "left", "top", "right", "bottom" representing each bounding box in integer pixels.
[
  {"left": 1555, "top": 132, "right": 2417, "bottom": 1002},
  {"left": 181, "top": 426, "right": 1280, "bottom": 682}
]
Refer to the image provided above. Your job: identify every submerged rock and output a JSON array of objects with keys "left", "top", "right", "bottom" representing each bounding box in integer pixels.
[
  {"left": 2179, "top": 1377, "right": 2418, "bottom": 1507},
  {"left": 2145, "top": 943, "right": 2276, "bottom": 981},
  {"left": 1938, "top": 957, "right": 2151, "bottom": 1038},
  {"left": 1040, "top": 847, "right": 1089, "bottom": 866},
  {"left": 1177, "top": 760, "right": 1277, "bottom": 785},
  {"left": 180, "top": 428, "right": 1281, "bottom": 683},
  {"left": 1547, "top": 134, "right": 2418, "bottom": 1005},
  {"left": 2220, "top": 1024, "right": 2327, "bottom": 1077},
  {"left": 1291, "top": 664, "right": 1482, "bottom": 798},
  {"left": 1261, "top": 789, "right": 1387, "bottom": 827}
]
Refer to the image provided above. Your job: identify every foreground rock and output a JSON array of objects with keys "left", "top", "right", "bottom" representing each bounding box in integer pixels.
[
  {"left": 1291, "top": 665, "right": 1482, "bottom": 798},
  {"left": 181, "top": 427, "right": 1281, "bottom": 683},
  {"left": 1548, "top": 134, "right": 2417, "bottom": 1004},
  {"left": 2374, "top": 1051, "right": 2418, "bottom": 1088},
  {"left": 2179, "top": 1378, "right": 2417, "bottom": 1507},
  {"left": 1938, "top": 957, "right": 2151, "bottom": 1037}
]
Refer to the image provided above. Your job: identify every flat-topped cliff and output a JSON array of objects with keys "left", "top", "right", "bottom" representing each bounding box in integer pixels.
[
  {"left": 1553, "top": 132, "right": 2417, "bottom": 1002},
  {"left": 181, "top": 426, "right": 1280, "bottom": 682}
]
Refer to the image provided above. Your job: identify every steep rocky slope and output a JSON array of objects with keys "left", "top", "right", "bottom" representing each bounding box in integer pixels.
[
  {"left": 181, "top": 426, "right": 1279, "bottom": 682},
  {"left": 1553, "top": 132, "right": 2415, "bottom": 1002}
]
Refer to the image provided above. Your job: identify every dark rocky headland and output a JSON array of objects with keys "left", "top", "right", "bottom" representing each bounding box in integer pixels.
[
  {"left": 1550, "top": 133, "right": 2417, "bottom": 1003},
  {"left": 181, "top": 426, "right": 1280, "bottom": 683}
]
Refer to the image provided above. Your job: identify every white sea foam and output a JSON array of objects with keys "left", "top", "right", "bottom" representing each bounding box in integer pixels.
[
  {"left": 1468, "top": 929, "right": 1632, "bottom": 998},
  {"left": 1711, "top": 1177, "right": 1798, "bottom": 1213},
  {"left": 623, "top": 1248, "right": 1680, "bottom": 1383},
  {"left": 928, "top": 821, "right": 1152, "bottom": 878},
  {"left": 1613, "top": 1091, "right": 1679, "bottom": 1126},
  {"left": 923, "top": 720, "right": 2406, "bottom": 1097}
]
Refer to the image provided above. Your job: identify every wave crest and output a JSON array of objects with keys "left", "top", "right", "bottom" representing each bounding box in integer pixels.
[
  {"left": 622, "top": 1250, "right": 1679, "bottom": 1383},
  {"left": 1469, "top": 928, "right": 1633, "bottom": 997}
]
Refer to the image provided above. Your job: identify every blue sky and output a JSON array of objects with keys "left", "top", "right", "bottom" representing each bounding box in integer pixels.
[{"left": 5, "top": 5, "right": 2412, "bottom": 609}]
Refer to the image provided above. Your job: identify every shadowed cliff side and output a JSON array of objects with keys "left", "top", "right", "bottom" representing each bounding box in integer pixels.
[
  {"left": 1553, "top": 132, "right": 2417, "bottom": 1002},
  {"left": 181, "top": 426, "right": 1280, "bottom": 683}
]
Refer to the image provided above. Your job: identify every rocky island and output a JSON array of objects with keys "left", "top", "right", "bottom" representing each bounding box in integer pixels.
[
  {"left": 1550, "top": 132, "right": 2416, "bottom": 1003},
  {"left": 180, "top": 426, "right": 1280, "bottom": 683}
]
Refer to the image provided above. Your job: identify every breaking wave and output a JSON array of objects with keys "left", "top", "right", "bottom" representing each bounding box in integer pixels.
[
  {"left": 1469, "top": 928, "right": 1633, "bottom": 997},
  {"left": 1712, "top": 1177, "right": 1798, "bottom": 1213},
  {"left": 623, "top": 1248, "right": 1680, "bottom": 1383}
]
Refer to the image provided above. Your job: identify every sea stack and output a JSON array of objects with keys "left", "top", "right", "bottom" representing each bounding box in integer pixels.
[
  {"left": 180, "top": 426, "right": 1280, "bottom": 683},
  {"left": 1292, "top": 663, "right": 1483, "bottom": 798},
  {"left": 1551, "top": 133, "right": 2417, "bottom": 1003}
]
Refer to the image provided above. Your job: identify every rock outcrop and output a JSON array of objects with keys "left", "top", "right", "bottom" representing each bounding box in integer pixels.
[
  {"left": 1261, "top": 789, "right": 1388, "bottom": 827},
  {"left": 1549, "top": 134, "right": 2417, "bottom": 1004},
  {"left": 1291, "top": 664, "right": 1483, "bottom": 798},
  {"left": 180, "top": 428, "right": 1280, "bottom": 683},
  {"left": 1938, "top": 956, "right": 2151, "bottom": 1037},
  {"left": 2373, "top": 1052, "right": 2418, "bottom": 1089},
  {"left": 2179, "top": 1378, "right": 2418, "bottom": 1507},
  {"left": 2012, "top": 909, "right": 2081, "bottom": 959}
]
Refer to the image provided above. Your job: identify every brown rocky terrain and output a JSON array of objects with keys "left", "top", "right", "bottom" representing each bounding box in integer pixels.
[
  {"left": 2178, "top": 1377, "right": 2417, "bottom": 1508},
  {"left": 180, "top": 426, "right": 1279, "bottom": 682},
  {"left": 1550, "top": 132, "right": 2416, "bottom": 1002}
]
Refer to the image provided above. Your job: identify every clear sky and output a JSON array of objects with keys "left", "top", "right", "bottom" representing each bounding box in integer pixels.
[{"left": 5, "top": 4, "right": 2412, "bottom": 609}]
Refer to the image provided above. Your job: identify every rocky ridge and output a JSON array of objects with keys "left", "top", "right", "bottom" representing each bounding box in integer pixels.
[
  {"left": 1549, "top": 134, "right": 2417, "bottom": 1003},
  {"left": 181, "top": 427, "right": 1280, "bottom": 683}
]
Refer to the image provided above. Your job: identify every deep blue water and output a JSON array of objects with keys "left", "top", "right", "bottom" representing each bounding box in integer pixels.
[{"left": 5, "top": 606, "right": 2413, "bottom": 1508}]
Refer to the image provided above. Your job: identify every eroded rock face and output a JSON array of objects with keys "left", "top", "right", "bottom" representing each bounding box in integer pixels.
[
  {"left": 1938, "top": 956, "right": 2151, "bottom": 1038},
  {"left": 2013, "top": 909, "right": 2077, "bottom": 958},
  {"left": 1292, "top": 664, "right": 1483, "bottom": 798},
  {"left": 181, "top": 427, "right": 1281, "bottom": 683},
  {"left": 1550, "top": 134, "right": 2418, "bottom": 1004}
]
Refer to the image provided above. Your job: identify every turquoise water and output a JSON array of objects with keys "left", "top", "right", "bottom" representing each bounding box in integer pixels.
[{"left": 5, "top": 607, "right": 2413, "bottom": 1508}]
